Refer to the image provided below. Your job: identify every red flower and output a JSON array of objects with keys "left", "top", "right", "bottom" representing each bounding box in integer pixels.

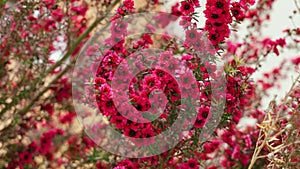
[
  {"left": 292, "top": 56, "right": 300, "bottom": 65},
  {"left": 124, "top": 128, "right": 140, "bottom": 138},
  {"left": 171, "top": 3, "right": 183, "bottom": 17},
  {"left": 185, "top": 29, "right": 198, "bottom": 44},
  {"left": 186, "top": 158, "right": 199, "bottom": 169},
  {"left": 231, "top": 145, "right": 240, "bottom": 159},
  {"left": 154, "top": 69, "right": 167, "bottom": 82},
  {"left": 276, "top": 38, "right": 286, "bottom": 47},
  {"left": 179, "top": 16, "right": 192, "bottom": 28},
  {"left": 142, "top": 34, "right": 153, "bottom": 45},
  {"left": 70, "top": 5, "right": 88, "bottom": 16},
  {"left": 194, "top": 118, "right": 206, "bottom": 128},
  {"left": 59, "top": 112, "right": 76, "bottom": 124},
  {"left": 190, "top": 0, "right": 200, "bottom": 7},
  {"left": 198, "top": 106, "right": 211, "bottom": 119},
  {"left": 54, "top": 78, "right": 71, "bottom": 103},
  {"left": 43, "top": 0, "right": 55, "bottom": 8},
  {"left": 27, "top": 14, "right": 37, "bottom": 21},
  {"left": 207, "top": 166, "right": 218, "bottom": 169},
  {"left": 117, "top": 159, "right": 135, "bottom": 168},
  {"left": 52, "top": 8, "right": 64, "bottom": 22},
  {"left": 96, "top": 162, "right": 107, "bottom": 169},
  {"left": 180, "top": 1, "right": 195, "bottom": 15},
  {"left": 110, "top": 115, "right": 127, "bottom": 129},
  {"left": 231, "top": 2, "right": 245, "bottom": 21},
  {"left": 135, "top": 96, "right": 151, "bottom": 111},
  {"left": 237, "top": 66, "right": 256, "bottom": 76},
  {"left": 42, "top": 18, "right": 56, "bottom": 32},
  {"left": 94, "top": 77, "right": 106, "bottom": 88},
  {"left": 207, "top": 31, "right": 224, "bottom": 45},
  {"left": 45, "top": 152, "right": 54, "bottom": 161},
  {"left": 143, "top": 75, "right": 160, "bottom": 91},
  {"left": 204, "top": 0, "right": 232, "bottom": 45},
  {"left": 100, "top": 99, "right": 117, "bottom": 116},
  {"left": 41, "top": 104, "right": 54, "bottom": 116},
  {"left": 18, "top": 151, "right": 32, "bottom": 164},
  {"left": 123, "top": 0, "right": 135, "bottom": 11},
  {"left": 28, "top": 141, "right": 38, "bottom": 153},
  {"left": 203, "top": 140, "right": 220, "bottom": 153}
]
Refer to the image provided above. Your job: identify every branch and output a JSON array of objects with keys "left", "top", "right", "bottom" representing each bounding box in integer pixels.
[{"left": 248, "top": 73, "right": 300, "bottom": 169}]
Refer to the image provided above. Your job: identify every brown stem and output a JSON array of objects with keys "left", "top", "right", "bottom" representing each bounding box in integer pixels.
[{"left": 248, "top": 73, "right": 300, "bottom": 169}]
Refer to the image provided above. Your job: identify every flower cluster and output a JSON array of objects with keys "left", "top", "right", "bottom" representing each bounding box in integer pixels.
[
  {"left": 204, "top": 0, "right": 232, "bottom": 45},
  {"left": 204, "top": 0, "right": 257, "bottom": 46},
  {"left": 115, "top": 0, "right": 135, "bottom": 17},
  {"left": 7, "top": 129, "right": 64, "bottom": 169},
  {"left": 92, "top": 47, "right": 206, "bottom": 145}
]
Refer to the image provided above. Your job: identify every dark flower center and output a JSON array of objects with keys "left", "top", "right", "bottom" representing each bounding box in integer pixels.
[
  {"left": 158, "top": 71, "right": 164, "bottom": 77},
  {"left": 129, "top": 129, "right": 136, "bottom": 137},
  {"left": 216, "top": 2, "right": 224, "bottom": 8},
  {"left": 119, "top": 23, "right": 125, "bottom": 29},
  {"left": 211, "top": 14, "right": 219, "bottom": 19},
  {"left": 114, "top": 27, "right": 121, "bottom": 33},
  {"left": 232, "top": 10, "right": 239, "bottom": 16},
  {"left": 184, "top": 4, "right": 191, "bottom": 10},
  {"left": 106, "top": 100, "right": 113, "bottom": 107},
  {"left": 41, "top": 138, "right": 47, "bottom": 144},
  {"left": 113, "top": 37, "right": 122, "bottom": 43},
  {"left": 202, "top": 111, "right": 208, "bottom": 118},
  {"left": 196, "top": 119, "right": 203, "bottom": 124},
  {"left": 183, "top": 77, "right": 190, "bottom": 83},
  {"left": 136, "top": 104, "right": 143, "bottom": 111},
  {"left": 211, "top": 34, "right": 217, "bottom": 40},
  {"left": 24, "top": 154, "right": 29, "bottom": 160},
  {"left": 189, "top": 32, "right": 196, "bottom": 39},
  {"left": 214, "top": 22, "right": 222, "bottom": 27},
  {"left": 189, "top": 162, "right": 195, "bottom": 167},
  {"left": 148, "top": 80, "right": 155, "bottom": 87}
]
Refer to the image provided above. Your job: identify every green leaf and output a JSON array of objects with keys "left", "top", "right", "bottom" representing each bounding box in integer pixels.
[
  {"left": 0, "top": 0, "right": 7, "bottom": 8},
  {"left": 19, "top": 89, "right": 29, "bottom": 98},
  {"left": 43, "top": 47, "right": 49, "bottom": 53},
  {"left": 233, "top": 55, "right": 245, "bottom": 66},
  {"left": 102, "top": 152, "right": 111, "bottom": 161},
  {"left": 12, "top": 117, "right": 19, "bottom": 126}
]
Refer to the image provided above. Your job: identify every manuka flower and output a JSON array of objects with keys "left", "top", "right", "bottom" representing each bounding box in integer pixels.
[{"left": 180, "top": 1, "right": 195, "bottom": 15}]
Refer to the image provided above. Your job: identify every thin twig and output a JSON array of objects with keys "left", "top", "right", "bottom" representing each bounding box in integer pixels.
[{"left": 248, "top": 73, "right": 300, "bottom": 169}]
